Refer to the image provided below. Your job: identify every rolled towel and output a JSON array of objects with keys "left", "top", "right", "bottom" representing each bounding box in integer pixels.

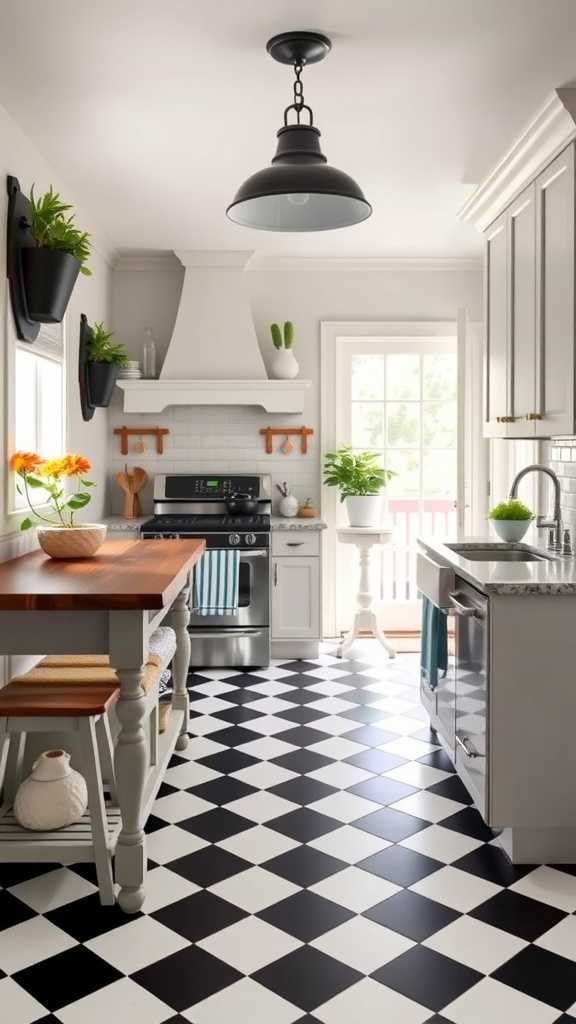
[{"left": 148, "top": 626, "right": 177, "bottom": 669}]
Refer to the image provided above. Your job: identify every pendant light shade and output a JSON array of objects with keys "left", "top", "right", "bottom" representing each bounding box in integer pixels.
[{"left": 226, "top": 32, "right": 372, "bottom": 232}]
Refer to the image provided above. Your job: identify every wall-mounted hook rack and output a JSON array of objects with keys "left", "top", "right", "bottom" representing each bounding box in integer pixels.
[
  {"left": 259, "top": 426, "right": 314, "bottom": 454},
  {"left": 113, "top": 426, "right": 169, "bottom": 456}
]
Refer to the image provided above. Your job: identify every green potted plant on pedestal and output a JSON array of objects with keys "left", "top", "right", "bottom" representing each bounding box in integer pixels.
[{"left": 324, "top": 447, "right": 396, "bottom": 527}]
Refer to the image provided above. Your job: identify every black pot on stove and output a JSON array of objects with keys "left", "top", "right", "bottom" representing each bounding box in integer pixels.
[{"left": 226, "top": 492, "right": 259, "bottom": 516}]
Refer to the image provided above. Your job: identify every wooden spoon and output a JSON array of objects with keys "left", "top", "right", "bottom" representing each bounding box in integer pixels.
[{"left": 116, "top": 465, "right": 148, "bottom": 519}]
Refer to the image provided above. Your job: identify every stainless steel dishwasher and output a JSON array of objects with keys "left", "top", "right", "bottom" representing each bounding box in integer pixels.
[{"left": 450, "top": 578, "right": 489, "bottom": 816}]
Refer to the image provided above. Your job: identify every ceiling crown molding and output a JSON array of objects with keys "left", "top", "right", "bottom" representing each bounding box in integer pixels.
[
  {"left": 246, "top": 255, "right": 480, "bottom": 272},
  {"left": 460, "top": 88, "right": 576, "bottom": 231},
  {"left": 112, "top": 251, "right": 183, "bottom": 272}
]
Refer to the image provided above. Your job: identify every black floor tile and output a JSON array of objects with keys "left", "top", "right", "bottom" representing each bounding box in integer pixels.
[
  {"left": 268, "top": 776, "right": 337, "bottom": 806},
  {"left": 133, "top": 946, "right": 241, "bottom": 1011},
  {"left": 344, "top": 725, "right": 396, "bottom": 747},
  {"left": 152, "top": 890, "right": 247, "bottom": 942},
  {"left": 156, "top": 781, "right": 179, "bottom": 799},
  {"left": 276, "top": 706, "right": 327, "bottom": 725},
  {"left": 348, "top": 776, "right": 418, "bottom": 805},
  {"left": 219, "top": 687, "right": 262, "bottom": 705},
  {"left": 269, "top": 807, "right": 340, "bottom": 842},
  {"left": 271, "top": 749, "right": 332, "bottom": 774},
  {"left": 344, "top": 748, "right": 407, "bottom": 774},
  {"left": 280, "top": 661, "right": 322, "bottom": 672},
  {"left": 0, "top": 889, "right": 35, "bottom": 931},
  {"left": 146, "top": 813, "right": 171, "bottom": 834},
  {"left": 492, "top": 944, "right": 576, "bottom": 1012},
  {"left": 440, "top": 806, "right": 495, "bottom": 842},
  {"left": 340, "top": 705, "right": 389, "bottom": 724},
  {"left": 355, "top": 806, "right": 429, "bottom": 842},
  {"left": 253, "top": 946, "right": 362, "bottom": 1013},
  {"left": 207, "top": 725, "right": 262, "bottom": 748},
  {"left": 426, "top": 774, "right": 473, "bottom": 804},
  {"left": 259, "top": 889, "right": 353, "bottom": 941},
  {"left": 359, "top": 844, "right": 443, "bottom": 886},
  {"left": 168, "top": 846, "right": 250, "bottom": 887},
  {"left": 0, "top": 862, "right": 56, "bottom": 888},
  {"left": 364, "top": 889, "right": 460, "bottom": 941},
  {"left": 212, "top": 705, "right": 265, "bottom": 724},
  {"left": 14, "top": 946, "right": 122, "bottom": 1011},
  {"left": 179, "top": 808, "right": 254, "bottom": 842},
  {"left": 470, "top": 889, "right": 566, "bottom": 941},
  {"left": 373, "top": 945, "right": 482, "bottom": 1013},
  {"left": 265, "top": 845, "right": 346, "bottom": 886},
  {"left": 197, "top": 749, "right": 258, "bottom": 774},
  {"left": 187, "top": 776, "right": 257, "bottom": 805},
  {"left": 283, "top": 686, "right": 338, "bottom": 705},
  {"left": 46, "top": 893, "right": 142, "bottom": 942},
  {"left": 277, "top": 726, "right": 330, "bottom": 747},
  {"left": 452, "top": 845, "right": 534, "bottom": 886},
  {"left": 418, "top": 749, "right": 456, "bottom": 772}
]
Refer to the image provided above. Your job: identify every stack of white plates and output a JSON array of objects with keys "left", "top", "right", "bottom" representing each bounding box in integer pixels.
[{"left": 118, "top": 361, "right": 143, "bottom": 380}]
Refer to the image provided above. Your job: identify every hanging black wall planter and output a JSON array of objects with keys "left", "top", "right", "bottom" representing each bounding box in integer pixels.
[
  {"left": 79, "top": 314, "right": 119, "bottom": 422},
  {"left": 6, "top": 176, "right": 81, "bottom": 341}
]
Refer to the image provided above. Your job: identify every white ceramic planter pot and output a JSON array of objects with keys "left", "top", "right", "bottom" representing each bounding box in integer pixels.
[
  {"left": 345, "top": 494, "right": 382, "bottom": 528},
  {"left": 14, "top": 749, "right": 88, "bottom": 831},
  {"left": 491, "top": 519, "right": 531, "bottom": 542},
  {"left": 37, "top": 523, "right": 107, "bottom": 559},
  {"left": 271, "top": 348, "right": 299, "bottom": 380},
  {"left": 279, "top": 493, "right": 299, "bottom": 518}
]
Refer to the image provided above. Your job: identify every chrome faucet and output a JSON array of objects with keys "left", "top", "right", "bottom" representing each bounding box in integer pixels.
[{"left": 509, "top": 464, "right": 563, "bottom": 552}]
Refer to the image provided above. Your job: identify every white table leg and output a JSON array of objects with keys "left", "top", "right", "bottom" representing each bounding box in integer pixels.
[
  {"left": 170, "top": 582, "right": 191, "bottom": 752},
  {"left": 114, "top": 665, "right": 148, "bottom": 913},
  {"left": 337, "top": 540, "right": 396, "bottom": 659}
]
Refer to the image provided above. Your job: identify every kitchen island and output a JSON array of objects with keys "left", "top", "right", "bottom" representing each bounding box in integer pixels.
[
  {"left": 0, "top": 537, "right": 205, "bottom": 911},
  {"left": 418, "top": 536, "right": 576, "bottom": 864}
]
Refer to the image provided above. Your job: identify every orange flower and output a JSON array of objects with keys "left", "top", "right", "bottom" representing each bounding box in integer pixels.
[
  {"left": 38, "top": 458, "right": 68, "bottom": 478},
  {"left": 9, "top": 451, "right": 42, "bottom": 474},
  {"left": 61, "top": 454, "right": 91, "bottom": 477}
]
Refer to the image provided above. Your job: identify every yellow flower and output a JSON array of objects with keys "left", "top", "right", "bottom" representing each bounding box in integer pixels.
[
  {"left": 61, "top": 454, "right": 91, "bottom": 477},
  {"left": 9, "top": 451, "right": 42, "bottom": 474},
  {"left": 39, "top": 458, "right": 68, "bottom": 478}
]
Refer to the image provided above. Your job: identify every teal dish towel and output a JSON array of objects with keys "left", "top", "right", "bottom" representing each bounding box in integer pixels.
[
  {"left": 193, "top": 549, "right": 240, "bottom": 616},
  {"left": 420, "top": 597, "right": 448, "bottom": 690}
]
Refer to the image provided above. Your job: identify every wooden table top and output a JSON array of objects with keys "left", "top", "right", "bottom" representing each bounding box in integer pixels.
[{"left": 0, "top": 538, "right": 206, "bottom": 611}]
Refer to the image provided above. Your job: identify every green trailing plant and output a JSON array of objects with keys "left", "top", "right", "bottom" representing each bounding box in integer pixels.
[
  {"left": 29, "top": 185, "right": 92, "bottom": 276},
  {"left": 324, "top": 447, "right": 396, "bottom": 500},
  {"left": 270, "top": 321, "right": 294, "bottom": 349},
  {"left": 489, "top": 499, "right": 534, "bottom": 521},
  {"left": 87, "top": 322, "right": 128, "bottom": 367}
]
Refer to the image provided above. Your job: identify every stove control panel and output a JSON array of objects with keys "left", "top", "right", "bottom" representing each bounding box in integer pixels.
[{"left": 164, "top": 475, "right": 262, "bottom": 500}]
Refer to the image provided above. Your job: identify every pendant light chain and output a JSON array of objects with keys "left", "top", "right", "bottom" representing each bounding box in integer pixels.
[{"left": 283, "top": 61, "right": 314, "bottom": 126}]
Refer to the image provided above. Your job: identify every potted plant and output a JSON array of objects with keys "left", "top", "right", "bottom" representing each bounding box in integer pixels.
[
  {"left": 270, "top": 321, "right": 299, "bottom": 379},
  {"left": 21, "top": 185, "right": 91, "bottom": 323},
  {"left": 488, "top": 498, "right": 534, "bottom": 542},
  {"left": 324, "top": 447, "right": 396, "bottom": 527},
  {"left": 9, "top": 451, "right": 106, "bottom": 559},
  {"left": 86, "top": 322, "right": 128, "bottom": 407}
]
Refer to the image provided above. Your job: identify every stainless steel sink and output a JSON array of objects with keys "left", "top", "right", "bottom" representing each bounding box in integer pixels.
[{"left": 450, "top": 546, "right": 551, "bottom": 563}]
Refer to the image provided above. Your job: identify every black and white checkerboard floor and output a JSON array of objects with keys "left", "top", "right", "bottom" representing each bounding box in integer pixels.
[{"left": 2, "top": 645, "right": 576, "bottom": 1023}]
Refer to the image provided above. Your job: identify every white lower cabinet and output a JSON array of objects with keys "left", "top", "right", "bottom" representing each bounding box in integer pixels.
[{"left": 271, "top": 536, "right": 321, "bottom": 659}]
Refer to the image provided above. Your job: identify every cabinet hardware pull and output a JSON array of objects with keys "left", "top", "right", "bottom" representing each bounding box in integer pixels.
[
  {"left": 527, "top": 412, "right": 543, "bottom": 420},
  {"left": 286, "top": 541, "right": 304, "bottom": 547},
  {"left": 274, "top": 563, "right": 278, "bottom": 586},
  {"left": 449, "top": 592, "right": 479, "bottom": 618},
  {"left": 456, "top": 734, "right": 482, "bottom": 759}
]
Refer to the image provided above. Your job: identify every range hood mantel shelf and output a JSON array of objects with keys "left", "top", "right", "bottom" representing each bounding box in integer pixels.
[{"left": 116, "top": 379, "right": 311, "bottom": 414}]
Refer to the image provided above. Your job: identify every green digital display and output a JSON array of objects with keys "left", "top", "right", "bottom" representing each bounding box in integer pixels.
[{"left": 206, "top": 480, "right": 219, "bottom": 488}]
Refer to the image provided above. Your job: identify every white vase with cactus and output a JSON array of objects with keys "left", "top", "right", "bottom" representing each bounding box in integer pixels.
[{"left": 270, "top": 321, "right": 299, "bottom": 379}]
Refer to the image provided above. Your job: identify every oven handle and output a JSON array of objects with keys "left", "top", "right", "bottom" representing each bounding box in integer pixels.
[
  {"left": 241, "top": 550, "right": 268, "bottom": 558},
  {"left": 187, "top": 629, "right": 264, "bottom": 638}
]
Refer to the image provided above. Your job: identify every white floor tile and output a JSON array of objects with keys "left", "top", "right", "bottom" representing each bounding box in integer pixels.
[
  {"left": 218, "top": 824, "right": 299, "bottom": 863},
  {"left": 247, "top": 697, "right": 299, "bottom": 715},
  {"left": 307, "top": 761, "right": 374, "bottom": 790},
  {"left": 400, "top": 824, "right": 484, "bottom": 862},
  {"left": 183, "top": 714, "right": 229, "bottom": 737},
  {"left": 209, "top": 866, "right": 300, "bottom": 913},
  {"left": 380, "top": 736, "right": 440, "bottom": 759},
  {"left": 164, "top": 761, "right": 220, "bottom": 789},
  {"left": 410, "top": 865, "right": 502, "bottom": 912},
  {"left": 146, "top": 825, "right": 209, "bottom": 864},
  {"left": 0, "top": 916, "right": 76, "bottom": 974},
  {"left": 192, "top": 680, "right": 239, "bottom": 695},
  {"left": 231, "top": 762, "right": 298, "bottom": 789},
  {"left": 303, "top": 667, "right": 350, "bottom": 681},
  {"left": 308, "top": 737, "right": 367, "bottom": 761},
  {"left": 375, "top": 714, "right": 427, "bottom": 736},
  {"left": 176, "top": 737, "right": 226, "bottom": 761},
  {"left": 237, "top": 736, "right": 297, "bottom": 760},
  {"left": 0, "top": 978, "right": 47, "bottom": 1024},
  {"left": 86, "top": 916, "right": 188, "bottom": 973},
  {"left": 152, "top": 790, "right": 215, "bottom": 823},
  {"left": 248, "top": 666, "right": 296, "bottom": 680},
  {"left": 306, "top": 696, "right": 357, "bottom": 715},
  {"left": 314, "top": 977, "right": 430, "bottom": 1024},
  {"left": 308, "top": 715, "right": 358, "bottom": 736},
  {"left": 309, "top": 824, "right": 391, "bottom": 863},
  {"left": 9, "top": 867, "right": 96, "bottom": 914},
  {"left": 190, "top": 696, "right": 236, "bottom": 715},
  {"left": 245, "top": 680, "right": 296, "bottom": 696},
  {"left": 369, "top": 696, "right": 418, "bottom": 715},
  {"left": 424, "top": 915, "right": 528, "bottom": 974},
  {"left": 312, "top": 916, "right": 414, "bottom": 974},
  {"left": 308, "top": 791, "right": 381, "bottom": 823},
  {"left": 509, "top": 865, "right": 576, "bottom": 912},
  {"left": 304, "top": 680, "right": 355, "bottom": 696},
  {"left": 310, "top": 865, "right": 400, "bottom": 912},
  {"left": 243, "top": 715, "right": 295, "bottom": 736},
  {"left": 384, "top": 762, "right": 450, "bottom": 788},
  {"left": 389, "top": 791, "right": 465, "bottom": 823},
  {"left": 58, "top": 977, "right": 172, "bottom": 1024},
  {"left": 536, "top": 914, "right": 576, "bottom": 960},
  {"left": 142, "top": 866, "right": 199, "bottom": 913},
  {"left": 182, "top": 977, "right": 301, "bottom": 1024},
  {"left": 442, "top": 977, "right": 558, "bottom": 1024},
  {"left": 198, "top": 916, "right": 302, "bottom": 974},
  {"left": 226, "top": 790, "right": 298, "bottom": 823},
  {"left": 192, "top": 669, "right": 241, "bottom": 681}
]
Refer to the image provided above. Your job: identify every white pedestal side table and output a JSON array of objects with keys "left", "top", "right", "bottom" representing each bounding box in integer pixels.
[{"left": 336, "top": 526, "right": 396, "bottom": 659}]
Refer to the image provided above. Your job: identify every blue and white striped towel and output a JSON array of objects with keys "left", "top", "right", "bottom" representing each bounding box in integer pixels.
[{"left": 193, "top": 549, "right": 240, "bottom": 616}]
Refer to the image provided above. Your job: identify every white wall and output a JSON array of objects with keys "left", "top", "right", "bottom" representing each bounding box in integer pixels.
[{"left": 108, "top": 258, "right": 482, "bottom": 515}]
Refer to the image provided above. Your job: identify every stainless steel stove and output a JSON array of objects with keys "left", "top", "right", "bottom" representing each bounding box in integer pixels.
[{"left": 141, "top": 474, "right": 271, "bottom": 668}]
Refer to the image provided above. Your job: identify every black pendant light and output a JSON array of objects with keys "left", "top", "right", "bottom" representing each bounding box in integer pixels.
[{"left": 226, "top": 31, "right": 372, "bottom": 232}]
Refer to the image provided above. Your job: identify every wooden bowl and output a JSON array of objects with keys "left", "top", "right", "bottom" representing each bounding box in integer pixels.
[{"left": 37, "top": 524, "right": 107, "bottom": 559}]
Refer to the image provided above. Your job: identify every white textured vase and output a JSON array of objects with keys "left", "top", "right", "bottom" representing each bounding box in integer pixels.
[
  {"left": 491, "top": 519, "right": 531, "bottom": 542},
  {"left": 279, "top": 493, "right": 299, "bottom": 518},
  {"left": 37, "top": 523, "right": 107, "bottom": 559},
  {"left": 271, "top": 348, "right": 299, "bottom": 380},
  {"left": 14, "top": 750, "right": 88, "bottom": 831},
  {"left": 345, "top": 494, "right": 382, "bottom": 528}
]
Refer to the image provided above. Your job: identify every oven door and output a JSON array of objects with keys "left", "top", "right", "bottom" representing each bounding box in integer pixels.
[{"left": 189, "top": 547, "right": 270, "bottom": 629}]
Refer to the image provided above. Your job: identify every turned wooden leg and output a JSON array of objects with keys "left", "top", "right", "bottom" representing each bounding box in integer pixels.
[
  {"left": 170, "top": 583, "right": 191, "bottom": 752},
  {"left": 114, "top": 666, "right": 148, "bottom": 913}
]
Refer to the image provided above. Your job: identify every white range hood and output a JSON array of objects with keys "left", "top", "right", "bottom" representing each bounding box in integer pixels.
[{"left": 116, "top": 250, "right": 310, "bottom": 413}]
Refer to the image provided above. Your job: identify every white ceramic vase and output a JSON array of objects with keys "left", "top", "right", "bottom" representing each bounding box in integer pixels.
[
  {"left": 271, "top": 348, "right": 299, "bottom": 380},
  {"left": 279, "top": 493, "right": 299, "bottom": 518},
  {"left": 37, "top": 523, "right": 107, "bottom": 559},
  {"left": 491, "top": 519, "right": 531, "bottom": 542},
  {"left": 345, "top": 494, "right": 382, "bottom": 528},
  {"left": 14, "top": 749, "right": 88, "bottom": 831}
]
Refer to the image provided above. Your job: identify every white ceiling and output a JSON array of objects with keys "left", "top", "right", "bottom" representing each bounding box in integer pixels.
[{"left": 2, "top": 0, "right": 576, "bottom": 257}]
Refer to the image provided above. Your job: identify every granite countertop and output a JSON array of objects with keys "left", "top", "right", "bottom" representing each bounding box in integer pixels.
[
  {"left": 103, "top": 515, "right": 148, "bottom": 532},
  {"left": 419, "top": 535, "right": 576, "bottom": 595},
  {"left": 271, "top": 516, "right": 327, "bottom": 531}
]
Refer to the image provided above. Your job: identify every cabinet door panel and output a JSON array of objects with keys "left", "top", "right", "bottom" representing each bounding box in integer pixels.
[
  {"left": 484, "top": 215, "right": 508, "bottom": 437},
  {"left": 536, "top": 145, "right": 575, "bottom": 436},
  {"left": 509, "top": 186, "right": 536, "bottom": 437},
  {"left": 272, "top": 557, "right": 320, "bottom": 640}
]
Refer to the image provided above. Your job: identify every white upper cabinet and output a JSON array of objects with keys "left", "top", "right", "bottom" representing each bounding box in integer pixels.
[{"left": 483, "top": 142, "right": 576, "bottom": 439}]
